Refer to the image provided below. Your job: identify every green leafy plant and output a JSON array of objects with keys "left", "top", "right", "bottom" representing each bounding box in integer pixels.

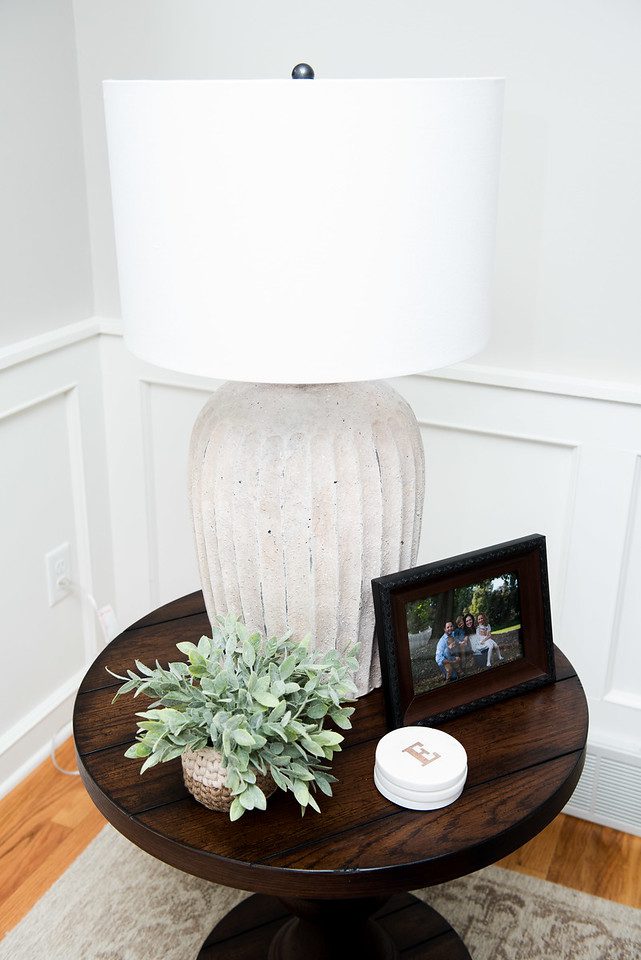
[{"left": 108, "top": 614, "right": 358, "bottom": 821}]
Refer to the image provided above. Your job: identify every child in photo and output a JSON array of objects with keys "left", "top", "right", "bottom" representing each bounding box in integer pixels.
[{"left": 475, "top": 612, "right": 503, "bottom": 667}]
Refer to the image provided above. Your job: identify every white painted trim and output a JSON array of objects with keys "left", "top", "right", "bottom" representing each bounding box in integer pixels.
[
  {"left": 65, "top": 386, "right": 99, "bottom": 663},
  {"left": 0, "top": 670, "right": 84, "bottom": 760},
  {"left": 94, "top": 317, "right": 123, "bottom": 337},
  {"left": 417, "top": 416, "right": 580, "bottom": 620},
  {"left": 428, "top": 362, "right": 641, "bottom": 407},
  {"left": 604, "top": 690, "right": 641, "bottom": 711},
  {"left": 137, "top": 377, "right": 219, "bottom": 611},
  {"left": 139, "top": 380, "right": 160, "bottom": 609},
  {"left": 140, "top": 374, "right": 221, "bottom": 394},
  {"left": 604, "top": 455, "right": 641, "bottom": 698},
  {"left": 0, "top": 381, "right": 79, "bottom": 422},
  {"left": 0, "top": 384, "right": 98, "bottom": 663},
  {"left": 0, "top": 722, "right": 75, "bottom": 801},
  {"left": 2, "top": 318, "right": 639, "bottom": 406},
  {"left": 0, "top": 317, "right": 106, "bottom": 371},
  {"left": 0, "top": 317, "right": 124, "bottom": 371},
  {"left": 416, "top": 416, "right": 580, "bottom": 449}
]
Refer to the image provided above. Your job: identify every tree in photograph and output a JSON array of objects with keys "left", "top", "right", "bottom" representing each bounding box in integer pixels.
[
  {"left": 469, "top": 581, "right": 493, "bottom": 620},
  {"left": 431, "top": 589, "right": 455, "bottom": 637},
  {"left": 406, "top": 597, "right": 435, "bottom": 635},
  {"left": 468, "top": 574, "right": 521, "bottom": 630},
  {"left": 453, "top": 583, "right": 474, "bottom": 618}
]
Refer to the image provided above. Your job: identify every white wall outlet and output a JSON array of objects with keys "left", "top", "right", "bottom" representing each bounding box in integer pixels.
[{"left": 45, "top": 542, "right": 72, "bottom": 606}]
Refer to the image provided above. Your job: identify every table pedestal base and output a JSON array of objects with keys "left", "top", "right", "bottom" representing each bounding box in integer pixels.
[{"left": 198, "top": 892, "right": 471, "bottom": 960}]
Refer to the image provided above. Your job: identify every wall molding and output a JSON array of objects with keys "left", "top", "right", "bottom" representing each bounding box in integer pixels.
[
  {"left": 415, "top": 416, "right": 581, "bottom": 450},
  {"left": 139, "top": 380, "right": 160, "bottom": 609},
  {"left": 0, "top": 316, "right": 121, "bottom": 372},
  {"left": 428, "top": 361, "right": 641, "bottom": 407},
  {"left": 2, "top": 318, "right": 639, "bottom": 406},
  {"left": 417, "top": 416, "right": 581, "bottom": 629},
  {"left": 0, "top": 383, "right": 97, "bottom": 664},
  {"left": 603, "top": 455, "right": 641, "bottom": 695},
  {"left": 65, "top": 386, "right": 98, "bottom": 663},
  {"left": 0, "top": 334, "right": 111, "bottom": 801},
  {"left": 137, "top": 378, "right": 217, "bottom": 609},
  {"left": 0, "top": 671, "right": 84, "bottom": 762}
]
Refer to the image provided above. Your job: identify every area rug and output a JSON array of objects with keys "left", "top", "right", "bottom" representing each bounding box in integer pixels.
[{"left": 1, "top": 826, "right": 639, "bottom": 959}]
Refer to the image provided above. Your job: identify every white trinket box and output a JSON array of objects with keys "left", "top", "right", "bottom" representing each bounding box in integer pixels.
[{"left": 374, "top": 726, "right": 468, "bottom": 811}]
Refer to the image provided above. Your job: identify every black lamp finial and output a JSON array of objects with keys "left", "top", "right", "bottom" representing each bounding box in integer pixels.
[{"left": 292, "top": 63, "right": 315, "bottom": 80}]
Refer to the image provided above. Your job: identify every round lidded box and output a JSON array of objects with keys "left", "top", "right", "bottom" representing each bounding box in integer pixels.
[{"left": 374, "top": 726, "right": 467, "bottom": 810}]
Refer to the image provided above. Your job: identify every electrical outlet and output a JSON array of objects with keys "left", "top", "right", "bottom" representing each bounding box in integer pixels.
[{"left": 45, "top": 542, "right": 71, "bottom": 606}]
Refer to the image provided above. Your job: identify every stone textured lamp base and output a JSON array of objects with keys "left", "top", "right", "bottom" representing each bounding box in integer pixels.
[{"left": 189, "top": 381, "right": 424, "bottom": 695}]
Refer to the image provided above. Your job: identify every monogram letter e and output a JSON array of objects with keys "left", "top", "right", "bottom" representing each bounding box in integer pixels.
[{"left": 402, "top": 741, "right": 441, "bottom": 767}]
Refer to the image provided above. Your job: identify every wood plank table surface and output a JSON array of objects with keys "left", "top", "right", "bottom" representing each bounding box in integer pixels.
[{"left": 74, "top": 592, "right": 588, "bottom": 960}]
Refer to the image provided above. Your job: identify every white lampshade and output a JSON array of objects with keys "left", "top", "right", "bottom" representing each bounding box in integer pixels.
[{"left": 104, "top": 77, "right": 504, "bottom": 383}]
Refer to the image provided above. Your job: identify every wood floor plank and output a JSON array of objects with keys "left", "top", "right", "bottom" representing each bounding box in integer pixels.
[
  {"left": 0, "top": 738, "right": 105, "bottom": 937},
  {"left": 497, "top": 812, "right": 566, "bottom": 879},
  {"left": 0, "top": 806, "right": 104, "bottom": 937},
  {"left": 547, "top": 815, "right": 641, "bottom": 908}
]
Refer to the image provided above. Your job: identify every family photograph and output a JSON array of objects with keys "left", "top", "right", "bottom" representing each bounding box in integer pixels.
[{"left": 405, "top": 572, "right": 524, "bottom": 695}]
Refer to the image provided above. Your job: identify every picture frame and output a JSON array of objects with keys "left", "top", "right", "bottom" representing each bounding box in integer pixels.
[{"left": 371, "top": 534, "right": 556, "bottom": 730}]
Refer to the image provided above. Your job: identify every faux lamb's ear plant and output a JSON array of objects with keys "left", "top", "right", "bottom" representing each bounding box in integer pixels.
[{"left": 107, "top": 614, "right": 358, "bottom": 821}]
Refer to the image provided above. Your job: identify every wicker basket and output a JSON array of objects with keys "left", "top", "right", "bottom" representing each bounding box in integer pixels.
[{"left": 181, "top": 747, "right": 276, "bottom": 812}]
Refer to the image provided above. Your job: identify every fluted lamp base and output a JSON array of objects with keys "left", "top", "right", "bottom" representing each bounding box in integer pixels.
[{"left": 189, "top": 381, "right": 425, "bottom": 696}]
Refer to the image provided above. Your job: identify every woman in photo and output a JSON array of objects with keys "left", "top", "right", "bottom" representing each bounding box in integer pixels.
[
  {"left": 464, "top": 613, "right": 478, "bottom": 652},
  {"left": 475, "top": 612, "right": 503, "bottom": 667},
  {"left": 454, "top": 614, "right": 471, "bottom": 673}
]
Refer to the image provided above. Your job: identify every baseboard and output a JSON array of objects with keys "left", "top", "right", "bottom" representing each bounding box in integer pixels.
[
  {"left": 564, "top": 742, "right": 641, "bottom": 837},
  {"left": 0, "top": 672, "right": 83, "bottom": 799}
]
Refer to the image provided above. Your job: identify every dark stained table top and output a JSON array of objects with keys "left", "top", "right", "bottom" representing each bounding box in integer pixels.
[{"left": 73, "top": 592, "right": 588, "bottom": 899}]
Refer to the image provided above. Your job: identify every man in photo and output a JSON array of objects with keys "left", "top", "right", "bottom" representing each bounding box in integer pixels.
[{"left": 435, "top": 621, "right": 462, "bottom": 682}]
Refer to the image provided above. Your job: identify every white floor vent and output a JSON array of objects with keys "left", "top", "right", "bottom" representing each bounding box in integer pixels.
[
  {"left": 564, "top": 745, "right": 641, "bottom": 837},
  {"left": 565, "top": 753, "right": 596, "bottom": 815}
]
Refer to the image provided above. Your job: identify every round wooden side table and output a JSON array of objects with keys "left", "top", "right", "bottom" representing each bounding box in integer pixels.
[{"left": 73, "top": 592, "right": 588, "bottom": 960}]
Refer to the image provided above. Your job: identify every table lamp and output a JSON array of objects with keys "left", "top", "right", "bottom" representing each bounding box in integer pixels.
[{"left": 103, "top": 66, "right": 504, "bottom": 696}]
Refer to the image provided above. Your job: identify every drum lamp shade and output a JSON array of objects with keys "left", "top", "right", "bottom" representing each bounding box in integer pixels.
[{"left": 103, "top": 78, "right": 504, "bottom": 384}]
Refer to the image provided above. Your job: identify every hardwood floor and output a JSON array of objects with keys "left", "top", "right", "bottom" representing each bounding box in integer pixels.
[
  {"left": 0, "top": 738, "right": 105, "bottom": 938},
  {"left": 499, "top": 812, "right": 641, "bottom": 908},
  {"left": 0, "top": 738, "right": 639, "bottom": 938}
]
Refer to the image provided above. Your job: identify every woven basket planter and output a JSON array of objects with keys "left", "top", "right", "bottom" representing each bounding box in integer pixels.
[{"left": 181, "top": 747, "right": 276, "bottom": 812}]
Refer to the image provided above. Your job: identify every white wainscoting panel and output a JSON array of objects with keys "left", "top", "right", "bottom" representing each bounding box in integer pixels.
[
  {"left": 605, "top": 456, "right": 641, "bottom": 711},
  {"left": 415, "top": 421, "right": 578, "bottom": 623},
  {"left": 100, "top": 333, "right": 221, "bottom": 630},
  {"left": 0, "top": 389, "right": 86, "bottom": 725},
  {"left": 141, "top": 380, "right": 211, "bottom": 607},
  {"left": 0, "top": 327, "right": 114, "bottom": 796}
]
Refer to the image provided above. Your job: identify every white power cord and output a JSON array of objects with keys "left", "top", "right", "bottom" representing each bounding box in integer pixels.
[
  {"left": 50, "top": 726, "right": 80, "bottom": 777},
  {"left": 49, "top": 576, "right": 119, "bottom": 777}
]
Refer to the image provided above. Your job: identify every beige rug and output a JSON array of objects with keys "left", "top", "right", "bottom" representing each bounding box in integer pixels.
[{"left": 1, "top": 826, "right": 639, "bottom": 959}]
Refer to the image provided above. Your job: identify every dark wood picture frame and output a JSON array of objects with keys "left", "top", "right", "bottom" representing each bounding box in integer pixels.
[{"left": 372, "top": 534, "right": 556, "bottom": 730}]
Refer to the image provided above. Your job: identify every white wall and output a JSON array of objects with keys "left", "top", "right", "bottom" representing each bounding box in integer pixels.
[
  {"left": 72, "top": 0, "right": 641, "bottom": 385},
  {"left": 0, "top": 0, "right": 93, "bottom": 345}
]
